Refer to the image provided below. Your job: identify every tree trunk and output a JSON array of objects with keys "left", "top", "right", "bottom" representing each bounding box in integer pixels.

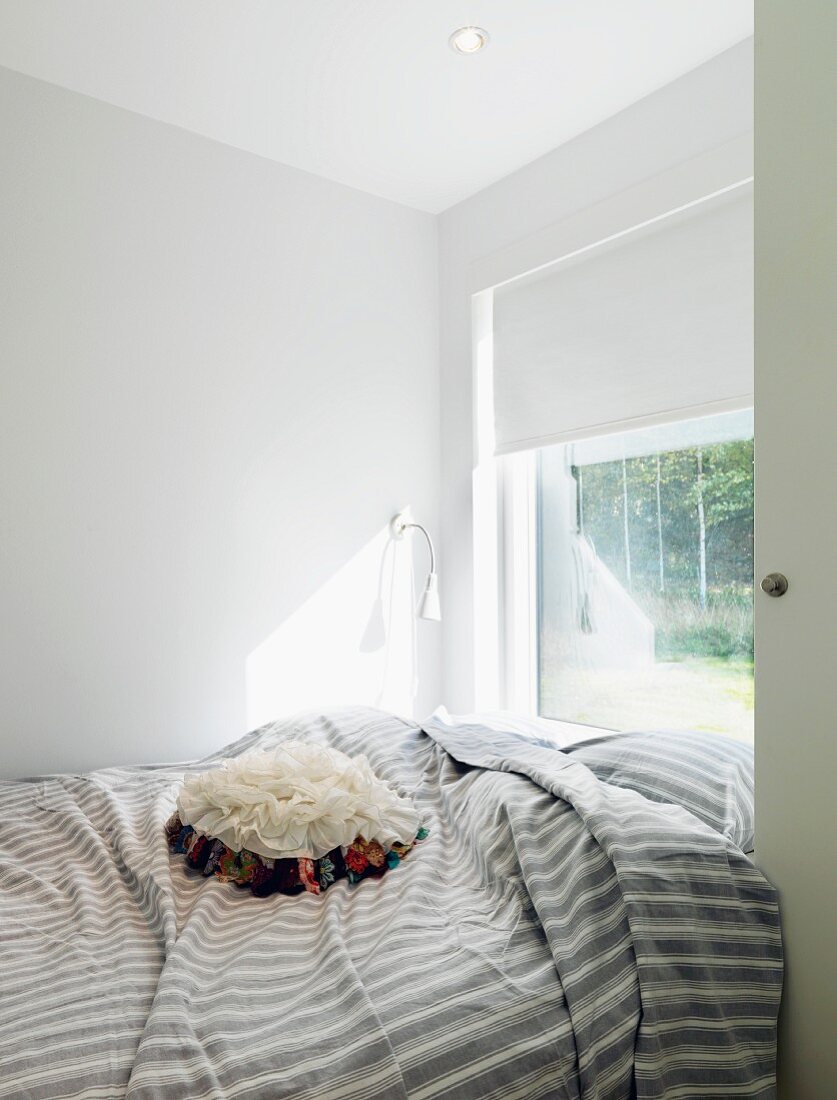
[
  {"left": 622, "top": 456, "right": 632, "bottom": 592},
  {"left": 656, "top": 452, "right": 665, "bottom": 594},
  {"left": 696, "top": 447, "right": 707, "bottom": 610}
]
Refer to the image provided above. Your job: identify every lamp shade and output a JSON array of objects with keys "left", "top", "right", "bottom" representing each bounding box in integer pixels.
[{"left": 417, "top": 573, "right": 441, "bottom": 622}]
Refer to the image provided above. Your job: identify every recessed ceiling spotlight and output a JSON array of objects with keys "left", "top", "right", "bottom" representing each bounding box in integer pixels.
[{"left": 449, "top": 26, "right": 489, "bottom": 55}]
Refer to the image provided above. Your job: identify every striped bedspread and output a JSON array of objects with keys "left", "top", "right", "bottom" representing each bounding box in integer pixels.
[{"left": 0, "top": 708, "right": 781, "bottom": 1098}]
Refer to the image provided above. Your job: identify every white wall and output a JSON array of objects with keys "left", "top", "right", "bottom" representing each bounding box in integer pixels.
[
  {"left": 0, "top": 67, "right": 440, "bottom": 777},
  {"left": 438, "top": 41, "right": 754, "bottom": 710},
  {"left": 754, "top": 2, "right": 837, "bottom": 1094}
]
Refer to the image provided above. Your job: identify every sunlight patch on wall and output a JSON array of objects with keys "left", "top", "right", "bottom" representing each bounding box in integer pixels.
[{"left": 245, "top": 524, "right": 419, "bottom": 728}]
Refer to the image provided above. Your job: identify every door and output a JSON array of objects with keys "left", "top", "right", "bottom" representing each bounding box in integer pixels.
[{"left": 754, "top": 2, "right": 837, "bottom": 1094}]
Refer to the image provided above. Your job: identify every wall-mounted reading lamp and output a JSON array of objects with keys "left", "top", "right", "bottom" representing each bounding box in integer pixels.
[{"left": 390, "top": 512, "right": 441, "bottom": 622}]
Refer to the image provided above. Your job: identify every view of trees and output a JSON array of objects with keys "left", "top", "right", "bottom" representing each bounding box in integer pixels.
[{"left": 573, "top": 437, "right": 754, "bottom": 661}]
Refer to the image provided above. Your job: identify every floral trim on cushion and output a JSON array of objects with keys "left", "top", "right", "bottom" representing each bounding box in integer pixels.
[{"left": 164, "top": 812, "right": 427, "bottom": 897}]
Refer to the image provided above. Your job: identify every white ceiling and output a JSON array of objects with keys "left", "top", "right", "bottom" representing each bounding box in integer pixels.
[{"left": 0, "top": 1, "right": 753, "bottom": 212}]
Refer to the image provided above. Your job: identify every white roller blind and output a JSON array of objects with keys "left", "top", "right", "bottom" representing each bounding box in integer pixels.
[{"left": 492, "top": 186, "right": 753, "bottom": 456}]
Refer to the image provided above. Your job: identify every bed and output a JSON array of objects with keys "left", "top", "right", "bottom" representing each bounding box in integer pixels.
[{"left": 0, "top": 707, "right": 781, "bottom": 1098}]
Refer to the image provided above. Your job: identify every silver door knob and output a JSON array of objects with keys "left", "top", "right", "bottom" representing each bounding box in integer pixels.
[{"left": 760, "top": 573, "right": 789, "bottom": 597}]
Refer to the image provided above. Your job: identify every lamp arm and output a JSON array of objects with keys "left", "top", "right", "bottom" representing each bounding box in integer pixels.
[{"left": 401, "top": 522, "right": 436, "bottom": 574}]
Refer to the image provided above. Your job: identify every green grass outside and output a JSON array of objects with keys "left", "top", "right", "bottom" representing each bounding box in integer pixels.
[{"left": 540, "top": 656, "right": 754, "bottom": 743}]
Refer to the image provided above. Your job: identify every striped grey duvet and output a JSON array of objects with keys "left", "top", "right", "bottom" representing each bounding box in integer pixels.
[{"left": 0, "top": 707, "right": 781, "bottom": 1099}]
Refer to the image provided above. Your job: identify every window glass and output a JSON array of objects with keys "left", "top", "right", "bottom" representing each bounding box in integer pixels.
[{"left": 537, "top": 410, "right": 754, "bottom": 741}]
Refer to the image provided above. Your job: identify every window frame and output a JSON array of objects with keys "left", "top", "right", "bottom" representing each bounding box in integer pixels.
[{"left": 497, "top": 450, "right": 539, "bottom": 715}]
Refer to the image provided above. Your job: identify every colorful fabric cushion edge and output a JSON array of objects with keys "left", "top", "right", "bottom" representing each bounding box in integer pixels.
[{"left": 165, "top": 812, "right": 429, "bottom": 897}]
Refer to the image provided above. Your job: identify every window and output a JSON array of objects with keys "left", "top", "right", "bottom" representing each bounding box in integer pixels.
[
  {"left": 533, "top": 410, "right": 754, "bottom": 741},
  {"left": 480, "top": 174, "right": 754, "bottom": 740}
]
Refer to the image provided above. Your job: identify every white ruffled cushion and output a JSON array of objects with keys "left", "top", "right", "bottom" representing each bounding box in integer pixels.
[{"left": 176, "top": 741, "right": 419, "bottom": 860}]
